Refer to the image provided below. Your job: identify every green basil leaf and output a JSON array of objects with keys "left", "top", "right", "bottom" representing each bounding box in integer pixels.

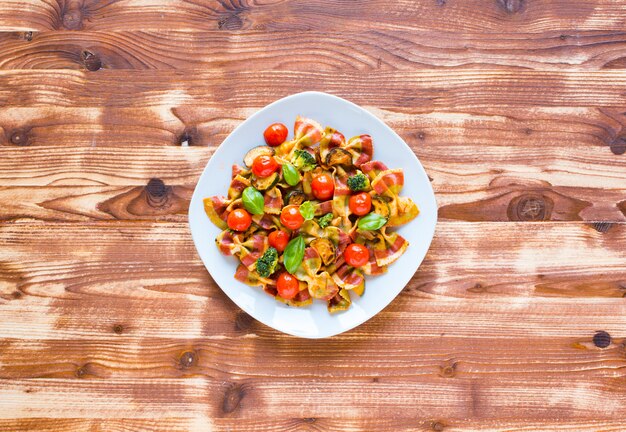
[
  {"left": 282, "top": 163, "right": 300, "bottom": 186},
  {"left": 299, "top": 201, "right": 315, "bottom": 220},
  {"left": 283, "top": 236, "right": 305, "bottom": 274},
  {"left": 357, "top": 213, "right": 387, "bottom": 231},
  {"left": 242, "top": 186, "right": 265, "bottom": 215}
]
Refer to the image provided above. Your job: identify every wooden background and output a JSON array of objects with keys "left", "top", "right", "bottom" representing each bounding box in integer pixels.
[{"left": 1, "top": 1, "right": 626, "bottom": 431}]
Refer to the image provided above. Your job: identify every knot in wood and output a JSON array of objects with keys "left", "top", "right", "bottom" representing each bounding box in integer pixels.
[
  {"left": 517, "top": 196, "right": 546, "bottom": 220},
  {"left": 222, "top": 383, "right": 245, "bottom": 414},
  {"left": 218, "top": 13, "right": 244, "bottom": 30},
  {"left": 439, "top": 360, "right": 457, "bottom": 378},
  {"left": 75, "top": 365, "right": 87, "bottom": 378},
  {"left": 23, "top": 31, "right": 33, "bottom": 41},
  {"left": 10, "top": 130, "right": 28, "bottom": 146},
  {"left": 302, "top": 418, "right": 316, "bottom": 424},
  {"left": 145, "top": 178, "right": 170, "bottom": 208},
  {"left": 508, "top": 194, "right": 553, "bottom": 221},
  {"left": 179, "top": 351, "right": 197, "bottom": 369},
  {"left": 593, "top": 331, "right": 611, "bottom": 348},
  {"left": 62, "top": 9, "right": 83, "bottom": 30},
  {"left": 112, "top": 324, "right": 124, "bottom": 334},
  {"left": 610, "top": 136, "right": 626, "bottom": 155},
  {"left": 497, "top": 0, "right": 524, "bottom": 13},
  {"left": 235, "top": 311, "right": 254, "bottom": 331},
  {"left": 82, "top": 50, "right": 102, "bottom": 71},
  {"left": 432, "top": 422, "right": 445, "bottom": 431}
]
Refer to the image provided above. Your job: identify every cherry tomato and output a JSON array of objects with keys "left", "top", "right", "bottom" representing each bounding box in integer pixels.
[
  {"left": 264, "top": 123, "right": 288, "bottom": 147},
  {"left": 276, "top": 272, "right": 299, "bottom": 300},
  {"left": 252, "top": 155, "right": 279, "bottom": 178},
  {"left": 344, "top": 243, "right": 369, "bottom": 267},
  {"left": 349, "top": 192, "right": 372, "bottom": 216},
  {"left": 227, "top": 208, "right": 252, "bottom": 232},
  {"left": 268, "top": 230, "right": 290, "bottom": 252},
  {"left": 280, "top": 205, "right": 304, "bottom": 230},
  {"left": 312, "top": 173, "right": 334, "bottom": 200}
]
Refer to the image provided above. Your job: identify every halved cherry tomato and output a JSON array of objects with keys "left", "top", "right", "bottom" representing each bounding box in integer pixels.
[
  {"left": 344, "top": 243, "right": 369, "bottom": 267},
  {"left": 227, "top": 208, "right": 252, "bottom": 232},
  {"left": 311, "top": 173, "right": 334, "bottom": 200},
  {"left": 280, "top": 205, "right": 304, "bottom": 230},
  {"left": 264, "top": 123, "right": 288, "bottom": 147},
  {"left": 252, "top": 155, "right": 279, "bottom": 178},
  {"left": 268, "top": 230, "right": 290, "bottom": 252},
  {"left": 349, "top": 192, "right": 372, "bottom": 216},
  {"left": 276, "top": 272, "right": 299, "bottom": 300}
]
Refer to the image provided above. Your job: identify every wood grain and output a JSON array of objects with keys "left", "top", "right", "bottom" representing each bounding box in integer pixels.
[
  {"left": 2, "top": 418, "right": 626, "bottom": 432},
  {"left": 6, "top": 69, "right": 626, "bottom": 108},
  {"left": 3, "top": 106, "right": 626, "bottom": 149},
  {"left": 0, "top": 221, "right": 624, "bottom": 341},
  {"left": 3, "top": 30, "right": 626, "bottom": 71},
  {"left": 1, "top": 0, "right": 626, "bottom": 32},
  {"left": 2, "top": 0, "right": 626, "bottom": 429},
  {"left": 1, "top": 143, "right": 624, "bottom": 222}
]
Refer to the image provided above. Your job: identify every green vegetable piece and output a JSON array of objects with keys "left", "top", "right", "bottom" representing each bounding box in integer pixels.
[
  {"left": 284, "top": 236, "right": 305, "bottom": 274},
  {"left": 357, "top": 213, "right": 387, "bottom": 230},
  {"left": 242, "top": 186, "right": 265, "bottom": 215},
  {"left": 282, "top": 163, "right": 300, "bottom": 186},
  {"left": 317, "top": 213, "right": 333, "bottom": 228},
  {"left": 299, "top": 201, "right": 315, "bottom": 220},
  {"left": 292, "top": 149, "right": 317, "bottom": 171},
  {"left": 256, "top": 247, "right": 278, "bottom": 277},
  {"left": 347, "top": 173, "right": 370, "bottom": 192}
]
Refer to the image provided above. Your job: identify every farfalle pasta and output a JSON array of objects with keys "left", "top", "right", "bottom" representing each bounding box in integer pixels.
[{"left": 204, "top": 116, "right": 419, "bottom": 313}]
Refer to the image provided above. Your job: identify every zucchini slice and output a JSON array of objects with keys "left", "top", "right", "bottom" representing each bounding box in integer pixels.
[
  {"left": 285, "top": 190, "right": 307, "bottom": 206},
  {"left": 243, "top": 145, "right": 275, "bottom": 168},
  {"left": 325, "top": 147, "right": 353, "bottom": 167},
  {"left": 252, "top": 172, "right": 279, "bottom": 191}
]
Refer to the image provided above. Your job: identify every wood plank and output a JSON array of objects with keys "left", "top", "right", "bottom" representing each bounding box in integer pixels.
[
  {"left": 0, "top": 376, "right": 625, "bottom": 420},
  {"left": 1, "top": 335, "right": 624, "bottom": 380},
  {"left": 2, "top": 106, "right": 626, "bottom": 149},
  {"left": 3, "top": 30, "right": 626, "bottom": 71},
  {"left": 1, "top": 0, "right": 626, "bottom": 33},
  {"left": 2, "top": 417, "right": 626, "bottom": 432},
  {"left": 0, "top": 221, "right": 624, "bottom": 341},
  {"left": 5, "top": 70, "right": 626, "bottom": 108},
  {"left": 0, "top": 143, "right": 624, "bottom": 221}
]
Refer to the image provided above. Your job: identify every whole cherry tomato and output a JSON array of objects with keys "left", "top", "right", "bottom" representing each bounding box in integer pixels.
[
  {"left": 268, "top": 230, "right": 290, "bottom": 252},
  {"left": 227, "top": 208, "right": 252, "bottom": 232},
  {"left": 311, "top": 173, "right": 334, "bottom": 200},
  {"left": 264, "top": 123, "right": 288, "bottom": 147},
  {"left": 344, "top": 243, "right": 369, "bottom": 267},
  {"left": 349, "top": 192, "right": 372, "bottom": 216},
  {"left": 252, "top": 155, "right": 279, "bottom": 178},
  {"left": 280, "top": 205, "right": 304, "bottom": 230},
  {"left": 276, "top": 272, "right": 299, "bottom": 300}
]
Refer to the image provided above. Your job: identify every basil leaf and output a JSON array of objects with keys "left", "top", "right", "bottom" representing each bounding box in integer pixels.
[
  {"left": 242, "top": 186, "right": 265, "bottom": 215},
  {"left": 282, "top": 163, "right": 300, "bottom": 186},
  {"left": 283, "top": 236, "right": 305, "bottom": 274},
  {"left": 299, "top": 201, "right": 315, "bottom": 220},
  {"left": 357, "top": 213, "right": 387, "bottom": 230}
]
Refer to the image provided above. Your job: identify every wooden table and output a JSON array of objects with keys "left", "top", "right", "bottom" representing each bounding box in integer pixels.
[{"left": 1, "top": 1, "right": 626, "bottom": 431}]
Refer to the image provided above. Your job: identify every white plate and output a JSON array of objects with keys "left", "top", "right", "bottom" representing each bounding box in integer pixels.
[{"left": 188, "top": 91, "right": 437, "bottom": 338}]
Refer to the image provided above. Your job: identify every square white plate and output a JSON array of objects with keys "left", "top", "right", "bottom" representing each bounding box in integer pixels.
[{"left": 188, "top": 91, "right": 437, "bottom": 338}]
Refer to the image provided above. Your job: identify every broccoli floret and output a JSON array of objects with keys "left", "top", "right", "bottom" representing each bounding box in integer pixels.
[
  {"left": 347, "top": 173, "right": 370, "bottom": 191},
  {"left": 256, "top": 247, "right": 278, "bottom": 278},
  {"left": 292, "top": 149, "right": 316, "bottom": 171},
  {"left": 317, "top": 213, "right": 333, "bottom": 229}
]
